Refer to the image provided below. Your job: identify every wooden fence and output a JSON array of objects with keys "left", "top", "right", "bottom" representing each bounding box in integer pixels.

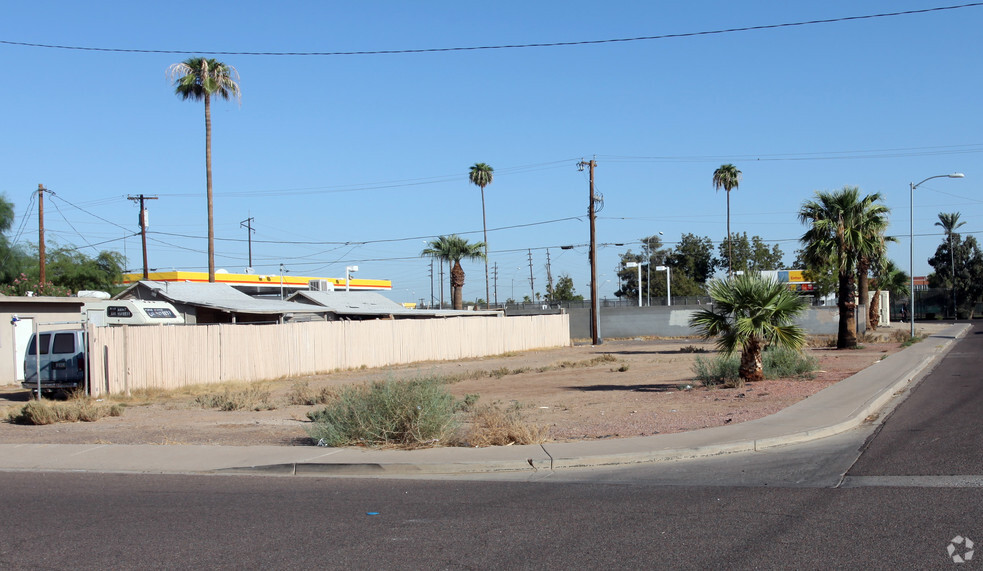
[{"left": 86, "top": 314, "right": 570, "bottom": 396}]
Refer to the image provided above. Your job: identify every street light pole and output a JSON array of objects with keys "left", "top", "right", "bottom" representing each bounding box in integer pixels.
[{"left": 910, "top": 173, "right": 964, "bottom": 338}]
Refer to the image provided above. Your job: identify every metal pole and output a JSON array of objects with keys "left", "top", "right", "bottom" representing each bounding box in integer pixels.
[
  {"left": 910, "top": 181, "right": 915, "bottom": 339},
  {"left": 636, "top": 264, "right": 641, "bottom": 307},
  {"left": 667, "top": 267, "right": 671, "bottom": 307}
]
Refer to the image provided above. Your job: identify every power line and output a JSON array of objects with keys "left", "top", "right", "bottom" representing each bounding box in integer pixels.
[{"left": 1, "top": 4, "right": 979, "bottom": 56}]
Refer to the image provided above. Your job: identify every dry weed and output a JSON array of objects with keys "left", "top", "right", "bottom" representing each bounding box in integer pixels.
[{"left": 461, "top": 403, "right": 550, "bottom": 447}]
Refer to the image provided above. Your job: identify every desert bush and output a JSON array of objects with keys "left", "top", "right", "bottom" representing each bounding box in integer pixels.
[
  {"left": 459, "top": 402, "right": 549, "bottom": 447},
  {"left": 8, "top": 398, "right": 123, "bottom": 425},
  {"left": 193, "top": 386, "right": 275, "bottom": 411},
  {"left": 763, "top": 347, "right": 819, "bottom": 379},
  {"left": 286, "top": 381, "right": 338, "bottom": 406},
  {"left": 306, "top": 377, "right": 456, "bottom": 448},
  {"left": 454, "top": 393, "right": 481, "bottom": 413},
  {"left": 692, "top": 354, "right": 741, "bottom": 388},
  {"left": 678, "top": 345, "right": 710, "bottom": 353},
  {"left": 694, "top": 347, "right": 819, "bottom": 387}
]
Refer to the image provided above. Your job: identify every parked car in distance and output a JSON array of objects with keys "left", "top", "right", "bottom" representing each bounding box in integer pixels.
[{"left": 22, "top": 329, "right": 87, "bottom": 396}]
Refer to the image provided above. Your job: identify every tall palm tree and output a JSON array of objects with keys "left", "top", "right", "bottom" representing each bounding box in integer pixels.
[
  {"left": 421, "top": 235, "right": 486, "bottom": 310},
  {"left": 935, "top": 212, "right": 965, "bottom": 318},
  {"left": 712, "top": 164, "right": 742, "bottom": 276},
  {"left": 469, "top": 163, "right": 494, "bottom": 308},
  {"left": 689, "top": 273, "right": 807, "bottom": 383},
  {"left": 167, "top": 58, "right": 241, "bottom": 283},
  {"left": 799, "top": 186, "right": 887, "bottom": 348}
]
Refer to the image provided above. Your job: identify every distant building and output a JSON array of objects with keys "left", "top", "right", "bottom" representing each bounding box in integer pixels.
[
  {"left": 288, "top": 290, "right": 500, "bottom": 320},
  {"left": 121, "top": 270, "right": 391, "bottom": 297},
  {"left": 115, "top": 281, "right": 330, "bottom": 324}
]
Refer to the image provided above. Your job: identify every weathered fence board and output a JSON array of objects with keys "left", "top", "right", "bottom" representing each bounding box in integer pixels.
[{"left": 87, "top": 314, "right": 570, "bottom": 395}]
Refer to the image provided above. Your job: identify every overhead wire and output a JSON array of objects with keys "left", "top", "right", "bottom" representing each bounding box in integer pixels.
[{"left": 1, "top": 3, "right": 979, "bottom": 56}]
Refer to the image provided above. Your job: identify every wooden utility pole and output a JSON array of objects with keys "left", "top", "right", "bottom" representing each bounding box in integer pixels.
[
  {"left": 240, "top": 216, "right": 255, "bottom": 269},
  {"left": 545, "top": 249, "right": 554, "bottom": 302},
  {"left": 527, "top": 249, "right": 535, "bottom": 302},
  {"left": 128, "top": 194, "right": 158, "bottom": 279},
  {"left": 37, "top": 184, "right": 46, "bottom": 285},
  {"left": 579, "top": 159, "right": 601, "bottom": 345}
]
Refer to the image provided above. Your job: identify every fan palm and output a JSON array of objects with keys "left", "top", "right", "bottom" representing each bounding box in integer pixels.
[
  {"left": 469, "top": 163, "right": 494, "bottom": 308},
  {"left": 712, "top": 164, "right": 742, "bottom": 276},
  {"left": 799, "top": 186, "right": 887, "bottom": 348},
  {"left": 421, "top": 235, "right": 486, "bottom": 310},
  {"left": 167, "top": 58, "right": 241, "bottom": 283},
  {"left": 869, "top": 259, "right": 908, "bottom": 328},
  {"left": 689, "top": 273, "right": 807, "bottom": 383},
  {"left": 935, "top": 212, "right": 965, "bottom": 318}
]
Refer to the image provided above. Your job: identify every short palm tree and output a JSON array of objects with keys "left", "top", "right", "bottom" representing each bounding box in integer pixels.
[
  {"left": 799, "top": 186, "right": 886, "bottom": 349},
  {"left": 854, "top": 197, "right": 892, "bottom": 330},
  {"left": 469, "top": 163, "right": 494, "bottom": 308},
  {"left": 689, "top": 273, "right": 807, "bottom": 383},
  {"left": 712, "top": 164, "right": 742, "bottom": 276},
  {"left": 167, "top": 58, "right": 241, "bottom": 283},
  {"left": 421, "top": 235, "right": 486, "bottom": 310},
  {"left": 935, "top": 212, "right": 965, "bottom": 317}
]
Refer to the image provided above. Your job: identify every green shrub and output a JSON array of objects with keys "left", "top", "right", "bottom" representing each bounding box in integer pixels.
[
  {"left": 763, "top": 347, "right": 819, "bottom": 379},
  {"left": 693, "top": 348, "right": 819, "bottom": 387},
  {"left": 692, "top": 354, "right": 740, "bottom": 387},
  {"left": 454, "top": 393, "right": 481, "bottom": 413},
  {"left": 307, "top": 378, "right": 456, "bottom": 448}
]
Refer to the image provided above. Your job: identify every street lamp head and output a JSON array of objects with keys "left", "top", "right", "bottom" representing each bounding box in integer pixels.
[{"left": 949, "top": 173, "right": 965, "bottom": 178}]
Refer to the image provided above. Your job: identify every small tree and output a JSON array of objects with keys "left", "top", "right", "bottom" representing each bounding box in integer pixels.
[{"left": 689, "top": 274, "right": 807, "bottom": 383}]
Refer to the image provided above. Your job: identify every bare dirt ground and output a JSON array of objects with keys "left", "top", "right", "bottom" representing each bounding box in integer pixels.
[{"left": 0, "top": 323, "right": 937, "bottom": 447}]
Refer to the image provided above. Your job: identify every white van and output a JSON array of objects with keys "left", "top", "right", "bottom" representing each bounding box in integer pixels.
[{"left": 82, "top": 300, "right": 184, "bottom": 326}]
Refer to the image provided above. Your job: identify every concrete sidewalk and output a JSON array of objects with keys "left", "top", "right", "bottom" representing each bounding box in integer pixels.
[{"left": 0, "top": 324, "right": 969, "bottom": 477}]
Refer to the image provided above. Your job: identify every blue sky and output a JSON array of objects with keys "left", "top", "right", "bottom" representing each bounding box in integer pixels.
[{"left": 2, "top": 1, "right": 981, "bottom": 304}]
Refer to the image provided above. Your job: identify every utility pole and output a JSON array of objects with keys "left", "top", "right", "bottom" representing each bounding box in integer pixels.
[
  {"left": 493, "top": 262, "right": 499, "bottom": 308},
  {"left": 578, "top": 158, "right": 601, "bottom": 345},
  {"left": 545, "top": 249, "right": 554, "bottom": 302},
  {"left": 439, "top": 260, "right": 445, "bottom": 309},
  {"left": 128, "top": 194, "right": 159, "bottom": 279},
  {"left": 240, "top": 216, "right": 255, "bottom": 270},
  {"left": 527, "top": 249, "right": 535, "bottom": 302},
  {"left": 37, "top": 184, "right": 46, "bottom": 285},
  {"left": 428, "top": 259, "right": 435, "bottom": 308}
]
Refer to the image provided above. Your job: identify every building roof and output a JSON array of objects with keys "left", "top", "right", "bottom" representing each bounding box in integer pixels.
[
  {"left": 117, "top": 281, "right": 328, "bottom": 316},
  {"left": 120, "top": 270, "right": 391, "bottom": 291},
  {"left": 288, "top": 290, "right": 501, "bottom": 318}
]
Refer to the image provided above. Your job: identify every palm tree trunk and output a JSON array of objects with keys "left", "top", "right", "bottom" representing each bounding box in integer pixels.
[
  {"left": 204, "top": 92, "right": 215, "bottom": 283},
  {"left": 857, "top": 257, "right": 870, "bottom": 329},
  {"left": 739, "top": 336, "right": 764, "bottom": 383},
  {"left": 481, "top": 187, "right": 490, "bottom": 309},
  {"left": 726, "top": 191, "right": 732, "bottom": 276},
  {"left": 451, "top": 261, "right": 465, "bottom": 310},
  {"left": 838, "top": 270, "right": 858, "bottom": 348},
  {"left": 869, "top": 287, "right": 882, "bottom": 330}
]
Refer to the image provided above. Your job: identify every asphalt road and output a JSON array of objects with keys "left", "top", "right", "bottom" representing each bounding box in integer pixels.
[{"left": 1, "top": 325, "right": 980, "bottom": 569}]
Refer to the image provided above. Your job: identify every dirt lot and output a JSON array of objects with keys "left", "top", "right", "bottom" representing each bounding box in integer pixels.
[{"left": 0, "top": 324, "right": 930, "bottom": 447}]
